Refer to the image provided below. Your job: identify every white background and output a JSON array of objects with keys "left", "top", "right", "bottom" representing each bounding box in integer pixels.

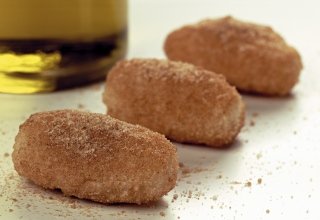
[{"left": 1, "top": 0, "right": 320, "bottom": 219}]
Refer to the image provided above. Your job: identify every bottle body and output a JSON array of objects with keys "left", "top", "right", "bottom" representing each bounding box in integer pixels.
[{"left": 0, "top": 0, "right": 127, "bottom": 93}]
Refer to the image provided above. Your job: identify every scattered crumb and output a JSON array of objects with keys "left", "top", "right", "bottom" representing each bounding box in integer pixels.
[
  {"left": 173, "top": 194, "right": 178, "bottom": 200},
  {"left": 230, "top": 181, "right": 242, "bottom": 185},
  {"left": 210, "top": 195, "right": 218, "bottom": 201},
  {"left": 9, "top": 209, "right": 13, "bottom": 212},
  {"left": 4, "top": 152, "right": 9, "bottom": 158},
  {"left": 250, "top": 120, "right": 255, "bottom": 126},
  {"left": 159, "top": 211, "right": 165, "bottom": 217},
  {"left": 171, "top": 193, "right": 179, "bottom": 203},
  {"left": 188, "top": 190, "right": 192, "bottom": 198},
  {"left": 256, "top": 153, "right": 262, "bottom": 159},
  {"left": 179, "top": 163, "right": 208, "bottom": 180},
  {"left": 181, "top": 167, "right": 191, "bottom": 175},
  {"left": 217, "top": 175, "right": 222, "bottom": 179},
  {"left": 70, "top": 202, "right": 77, "bottom": 209},
  {"left": 257, "top": 178, "right": 262, "bottom": 184},
  {"left": 245, "top": 182, "right": 252, "bottom": 187},
  {"left": 266, "top": 209, "right": 270, "bottom": 214},
  {"left": 77, "top": 104, "right": 85, "bottom": 109}
]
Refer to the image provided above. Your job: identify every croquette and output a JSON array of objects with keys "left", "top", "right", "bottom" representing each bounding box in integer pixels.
[
  {"left": 103, "top": 59, "right": 245, "bottom": 147},
  {"left": 164, "top": 16, "right": 303, "bottom": 96},
  {"left": 12, "top": 110, "right": 178, "bottom": 204}
]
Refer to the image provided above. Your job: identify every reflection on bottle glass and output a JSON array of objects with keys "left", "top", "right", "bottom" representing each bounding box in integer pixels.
[{"left": 0, "top": 0, "right": 127, "bottom": 94}]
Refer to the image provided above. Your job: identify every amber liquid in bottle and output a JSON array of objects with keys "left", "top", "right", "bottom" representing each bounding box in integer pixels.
[{"left": 0, "top": 0, "right": 127, "bottom": 94}]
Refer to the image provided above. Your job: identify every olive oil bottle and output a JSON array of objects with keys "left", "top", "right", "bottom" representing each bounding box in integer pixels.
[{"left": 0, "top": 0, "right": 127, "bottom": 94}]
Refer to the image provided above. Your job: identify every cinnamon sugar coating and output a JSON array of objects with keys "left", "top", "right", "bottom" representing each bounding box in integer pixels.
[
  {"left": 12, "top": 110, "right": 178, "bottom": 204},
  {"left": 164, "top": 16, "right": 303, "bottom": 96},
  {"left": 104, "top": 59, "right": 245, "bottom": 147}
]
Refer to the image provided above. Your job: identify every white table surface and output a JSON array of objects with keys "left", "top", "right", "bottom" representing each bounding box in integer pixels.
[{"left": 1, "top": 0, "right": 320, "bottom": 219}]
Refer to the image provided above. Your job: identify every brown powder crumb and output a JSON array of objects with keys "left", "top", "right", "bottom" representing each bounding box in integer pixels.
[
  {"left": 217, "top": 175, "right": 222, "bottom": 179},
  {"left": 70, "top": 203, "right": 77, "bottom": 209},
  {"left": 4, "top": 152, "right": 9, "bottom": 158},
  {"left": 266, "top": 209, "right": 270, "bottom": 214},
  {"left": 9, "top": 209, "right": 13, "bottom": 212},
  {"left": 26, "top": 204, "right": 31, "bottom": 208},
  {"left": 230, "top": 181, "right": 242, "bottom": 185},
  {"left": 182, "top": 167, "right": 191, "bottom": 174},
  {"left": 159, "top": 211, "right": 165, "bottom": 217},
  {"left": 193, "top": 167, "right": 208, "bottom": 173},
  {"left": 171, "top": 193, "right": 179, "bottom": 203},
  {"left": 77, "top": 104, "right": 85, "bottom": 109},
  {"left": 179, "top": 164, "right": 208, "bottom": 180},
  {"left": 12, "top": 198, "right": 18, "bottom": 202},
  {"left": 256, "top": 153, "right": 262, "bottom": 159},
  {"left": 179, "top": 162, "right": 185, "bottom": 168},
  {"left": 257, "top": 178, "right": 262, "bottom": 184},
  {"left": 245, "top": 182, "right": 252, "bottom": 187},
  {"left": 211, "top": 195, "right": 218, "bottom": 201},
  {"left": 249, "top": 120, "right": 255, "bottom": 126},
  {"left": 188, "top": 190, "right": 193, "bottom": 198}
]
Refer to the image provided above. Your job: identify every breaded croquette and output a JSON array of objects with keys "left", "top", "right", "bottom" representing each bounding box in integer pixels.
[
  {"left": 164, "top": 16, "right": 303, "bottom": 96},
  {"left": 12, "top": 110, "right": 178, "bottom": 204},
  {"left": 103, "top": 59, "right": 245, "bottom": 147}
]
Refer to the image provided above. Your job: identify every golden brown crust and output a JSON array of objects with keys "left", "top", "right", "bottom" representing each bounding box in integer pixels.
[
  {"left": 103, "top": 59, "right": 245, "bottom": 147},
  {"left": 164, "top": 16, "right": 303, "bottom": 96},
  {"left": 12, "top": 110, "right": 178, "bottom": 204}
]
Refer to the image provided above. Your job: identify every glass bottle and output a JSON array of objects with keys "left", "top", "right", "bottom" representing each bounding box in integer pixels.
[{"left": 0, "top": 0, "right": 127, "bottom": 94}]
